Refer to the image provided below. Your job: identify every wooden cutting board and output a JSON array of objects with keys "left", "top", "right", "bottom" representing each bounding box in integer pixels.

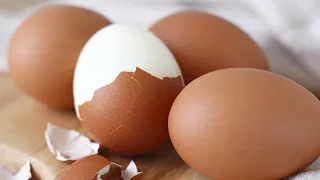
[{"left": 0, "top": 74, "right": 210, "bottom": 180}]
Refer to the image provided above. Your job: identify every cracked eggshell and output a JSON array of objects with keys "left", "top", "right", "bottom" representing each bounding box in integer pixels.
[
  {"left": 45, "top": 123, "right": 100, "bottom": 161},
  {"left": 58, "top": 155, "right": 111, "bottom": 180},
  {"left": 0, "top": 161, "right": 31, "bottom": 180},
  {"left": 93, "top": 162, "right": 122, "bottom": 180},
  {"left": 121, "top": 160, "right": 143, "bottom": 180},
  {"left": 73, "top": 24, "right": 184, "bottom": 155}
]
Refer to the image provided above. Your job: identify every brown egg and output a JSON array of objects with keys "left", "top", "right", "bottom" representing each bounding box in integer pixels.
[
  {"left": 58, "top": 155, "right": 111, "bottom": 180},
  {"left": 8, "top": 5, "right": 111, "bottom": 108},
  {"left": 169, "top": 68, "right": 320, "bottom": 180},
  {"left": 150, "top": 11, "right": 269, "bottom": 84}
]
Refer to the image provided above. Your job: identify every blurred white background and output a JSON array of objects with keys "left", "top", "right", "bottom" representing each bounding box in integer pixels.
[{"left": 0, "top": 0, "right": 320, "bottom": 95}]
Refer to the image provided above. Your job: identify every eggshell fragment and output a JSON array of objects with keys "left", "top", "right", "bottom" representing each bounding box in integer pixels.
[
  {"left": 45, "top": 123, "right": 99, "bottom": 161},
  {"left": 93, "top": 162, "right": 122, "bottom": 180},
  {"left": 0, "top": 161, "right": 31, "bottom": 180},
  {"left": 74, "top": 24, "right": 184, "bottom": 155},
  {"left": 58, "top": 155, "right": 111, "bottom": 180},
  {"left": 92, "top": 160, "right": 142, "bottom": 180},
  {"left": 169, "top": 68, "right": 320, "bottom": 179},
  {"left": 59, "top": 155, "right": 142, "bottom": 180},
  {"left": 121, "top": 161, "right": 143, "bottom": 180}
]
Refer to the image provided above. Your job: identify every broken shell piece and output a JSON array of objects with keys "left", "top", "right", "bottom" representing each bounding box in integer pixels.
[
  {"left": 58, "top": 155, "right": 141, "bottom": 180},
  {"left": 45, "top": 123, "right": 99, "bottom": 161},
  {"left": 59, "top": 155, "right": 110, "bottom": 180},
  {"left": 93, "top": 162, "right": 122, "bottom": 180},
  {"left": 0, "top": 161, "right": 31, "bottom": 180},
  {"left": 121, "top": 161, "right": 143, "bottom": 180}
]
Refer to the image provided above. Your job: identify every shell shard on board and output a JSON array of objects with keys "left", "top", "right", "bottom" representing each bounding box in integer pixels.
[
  {"left": 0, "top": 161, "right": 31, "bottom": 180},
  {"left": 45, "top": 123, "right": 99, "bottom": 161},
  {"left": 58, "top": 155, "right": 141, "bottom": 180},
  {"left": 58, "top": 155, "right": 111, "bottom": 180},
  {"left": 121, "top": 161, "right": 143, "bottom": 180},
  {"left": 92, "top": 162, "right": 122, "bottom": 180}
]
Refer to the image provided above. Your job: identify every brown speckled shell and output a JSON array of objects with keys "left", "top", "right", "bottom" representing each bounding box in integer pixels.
[{"left": 79, "top": 67, "right": 183, "bottom": 155}]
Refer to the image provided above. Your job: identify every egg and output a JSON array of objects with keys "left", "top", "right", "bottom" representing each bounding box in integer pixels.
[
  {"left": 58, "top": 155, "right": 111, "bottom": 180},
  {"left": 169, "top": 68, "right": 320, "bottom": 180},
  {"left": 150, "top": 11, "right": 269, "bottom": 84},
  {"left": 8, "top": 5, "right": 111, "bottom": 108},
  {"left": 73, "top": 24, "right": 184, "bottom": 155}
]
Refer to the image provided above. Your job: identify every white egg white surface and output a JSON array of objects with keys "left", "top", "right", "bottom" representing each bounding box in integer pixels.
[{"left": 73, "top": 24, "right": 183, "bottom": 119}]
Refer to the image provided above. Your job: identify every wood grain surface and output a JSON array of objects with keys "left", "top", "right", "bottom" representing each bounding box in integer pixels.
[{"left": 0, "top": 75, "right": 210, "bottom": 180}]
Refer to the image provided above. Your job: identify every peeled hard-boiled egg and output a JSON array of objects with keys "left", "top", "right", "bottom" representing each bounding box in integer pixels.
[
  {"left": 73, "top": 24, "right": 184, "bottom": 155},
  {"left": 169, "top": 68, "right": 320, "bottom": 180},
  {"left": 150, "top": 11, "right": 268, "bottom": 84},
  {"left": 8, "top": 5, "right": 111, "bottom": 108}
]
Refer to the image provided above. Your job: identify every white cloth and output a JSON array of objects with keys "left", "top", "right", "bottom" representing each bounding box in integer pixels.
[{"left": 291, "top": 171, "right": 320, "bottom": 180}]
